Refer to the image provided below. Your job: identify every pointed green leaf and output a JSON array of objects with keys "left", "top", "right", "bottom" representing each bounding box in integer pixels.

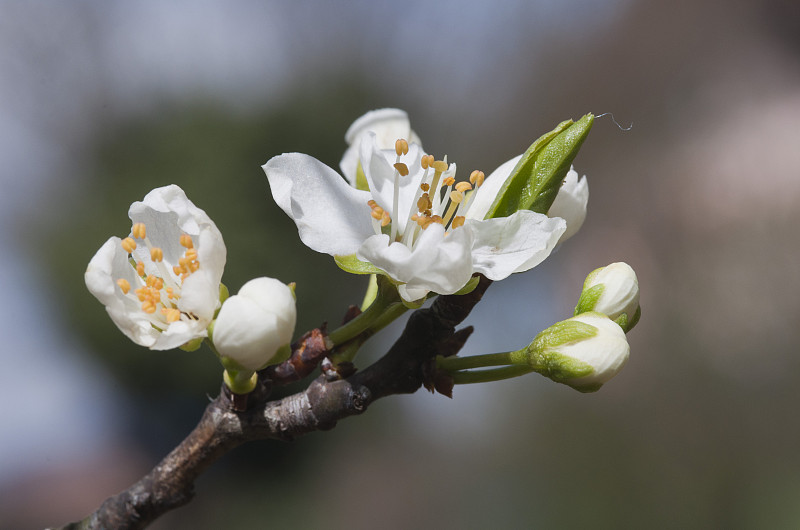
[{"left": 486, "top": 113, "right": 594, "bottom": 218}]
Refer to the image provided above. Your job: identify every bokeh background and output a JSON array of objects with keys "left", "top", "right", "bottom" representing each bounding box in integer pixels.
[{"left": 2, "top": 0, "right": 799, "bottom": 528}]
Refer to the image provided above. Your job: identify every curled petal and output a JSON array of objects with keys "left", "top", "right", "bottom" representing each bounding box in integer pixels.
[
  {"left": 548, "top": 167, "right": 588, "bottom": 243},
  {"left": 340, "top": 108, "right": 421, "bottom": 185},
  {"left": 357, "top": 224, "right": 474, "bottom": 301},
  {"left": 466, "top": 155, "right": 522, "bottom": 220},
  {"left": 468, "top": 210, "right": 566, "bottom": 280},
  {"left": 263, "top": 153, "right": 375, "bottom": 256}
]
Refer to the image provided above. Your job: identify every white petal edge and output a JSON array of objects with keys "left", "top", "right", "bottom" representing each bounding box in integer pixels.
[{"left": 263, "top": 153, "right": 375, "bottom": 256}]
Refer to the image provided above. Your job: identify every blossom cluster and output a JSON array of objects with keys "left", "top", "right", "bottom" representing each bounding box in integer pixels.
[{"left": 84, "top": 108, "right": 639, "bottom": 396}]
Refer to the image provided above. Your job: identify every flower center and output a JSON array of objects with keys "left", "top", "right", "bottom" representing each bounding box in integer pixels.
[
  {"left": 367, "top": 139, "right": 485, "bottom": 248},
  {"left": 115, "top": 222, "right": 201, "bottom": 329}
]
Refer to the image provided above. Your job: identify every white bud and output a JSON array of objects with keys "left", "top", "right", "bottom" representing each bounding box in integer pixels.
[
  {"left": 528, "top": 312, "right": 630, "bottom": 392},
  {"left": 212, "top": 277, "right": 296, "bottom": 371},
  {"left": 575, "top": 262, "right": 640, "bottom": 332}
]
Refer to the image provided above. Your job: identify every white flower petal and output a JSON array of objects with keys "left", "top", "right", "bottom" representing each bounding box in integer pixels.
[
  {"left": 466, "top": 155, "right": 522, "bottom": 220},
  {"left": 359, "top": 133, "right": 425, "bottom": 236},
  {"left": 357, "top": 224, "right": 474, "bottom": 300},
  {"left": 340, "top": 108, "right": 421, "bottom": 185},
  {"left": 468, "top": 210, "right": 565, "bottom": 280},
  {"left": 263, "top": 153, "right": 375, "bottom": 256},
  {"left": 548, "top": 167, "right": 588, "bottom": 242}
]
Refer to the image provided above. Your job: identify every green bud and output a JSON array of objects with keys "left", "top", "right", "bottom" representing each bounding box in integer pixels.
[
  {"left": 179, "top": 337, "right": 204, "bottom": 352},
  {"left": 486, "top": 113, "right": 594, "bottom": 218}
]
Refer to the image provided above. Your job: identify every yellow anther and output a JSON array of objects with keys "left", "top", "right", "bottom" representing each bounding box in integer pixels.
[
  {"left": 469, "top": 170, "right": 485, "bottom": 187},
  {"left": 153, "top": 277, "right": 164, "bottom": 290},
  {"left": 121, "top": 237, "right": 137, "bottom": 253},
  {"left": 430, "top": 215, "right": 444, "bottom": 225},
  {"left": 449, "top": 191, "right": 464, "bottom": 204},
  {"left": 420, "top": 183, "right": 430, "bottom": 192},
  {"left": 443, "top": 176, "right": 455, "bottom": 186},
  {"left": 184, "top": 249, "right": 198, "bottom": 262},
  {"left": 421, "top": 154, "right": 435, "bottom": 169},
  {"left": 455, "top": 182, "right": 472, "bottom": 193},
  {"left": 417, "top": 193, "right": 432, "bottom": 212},
  {"left": 451, "top": 216, "right": 465, "bottom": 229},
  {"left": 165, "top": 287, "right": 176, "bottom": 299},
  {"left": 173, "top": 265, "right": 184, "bottom": 276},
  {"left": 162, "top": 307, "right": 181, "bottom": 323},
  {"left": 142, "top": 301, "right": 157, "bottom": 314},
  {"left": 150, "top": 247, "right": 164, "bottom": 262},
  {"left": 132, "top": 223, "right": 146, "bottom": 239},
  {"left": 146, "top": 275, "right": 156, "bottom": 287},
  {"left": 136, "top": 261, "right": 145, "bottom": 276},
  {"left": 189, "top": 261, "right": 200, "bottom": 272},
  {"left": 368, "top": 199, "right": 378, "bottom": 208},
  {"left": 395, "top": 138, "right": 409, "bottom": 156},
  {"left": 117, "top": 278, "right": 131, "bottom": 294},
  {"left": 393, "top": 162, "right": 409, "bottom": 177},
  {"left": 180, "top": 234, "right": 193, "bottom": 249},
  {"left": 381, "top": 211, "right": 391, "bottom": 227},
  {"left": 371, "top": 209, "right": 384, "bottom": 221},
  {"left": 433, "top": 160, "right": 448, "bottom": 173}
]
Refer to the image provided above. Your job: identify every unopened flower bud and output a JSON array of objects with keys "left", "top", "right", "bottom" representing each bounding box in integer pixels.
[
  {"left": 574, "top": 262, "right": 640, "bottom": 332},
  {"left": 212, "top": 277, "right": 296, "bottom": 371},
  {"left": 527, "top": 312, "right": 629, "bottom": 392}
]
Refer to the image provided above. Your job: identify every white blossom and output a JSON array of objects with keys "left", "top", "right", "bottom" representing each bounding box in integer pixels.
[
  {"left": 85, "top": 185, "right": 226, "bottom": 350},
  {"left": 264, "top": 132, "right": 566, "bottom": 302}
]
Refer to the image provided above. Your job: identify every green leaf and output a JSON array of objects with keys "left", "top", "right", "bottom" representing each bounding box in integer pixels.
[
  {"left": 486, "top": 113, "right": 594, "bottom": 218},
  {"left": 334, "top": 254, "right": 384, "bottom": 275}
]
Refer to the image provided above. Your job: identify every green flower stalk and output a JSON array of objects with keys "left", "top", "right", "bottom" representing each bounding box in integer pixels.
[{"left": 437, "top": 312, "right": 630, "bottom": 393}]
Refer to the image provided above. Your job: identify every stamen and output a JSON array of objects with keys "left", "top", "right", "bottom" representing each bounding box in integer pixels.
[
  {"left": 150, "top": 247, "right": 164, "bottom": 262},
  {"left": 393, "top": 162, "right": 409, "bottom": 177},
  {"left": 136, "top": 261, "right": 145, "bottom": 277},
  {"left": 381, "top": 211, "right": 391, "bottom": 227},
  {"left": 442, "top": 176, "right": 455, "bottom": 187},
  {"left": 395, "top": 139, "right": 409, "bottom": 156},
  {"left": 121, "top": 237, "right": 137, "bottom": 253},
  {"left": 161, "top": 307, "right": 181, "bottom": 323},
  {"left": 451, "top": 216, "right": 465, "bottom": 229},
  {"left": 417, "top": 193, "right": 432, "bottom": 212},
  {"left": 180, "top": 234, "right": 193, "bottom": 249},
  {"left": 469, "top": 170, "right": 485, "bottom": 187},
  {"left": 420, "top": 183, "right": 430, "bottom": 192},
  {"left": 117, "top": 279, "right": 131, "bottom": 294},
  {"left": 455, "top": 182, "right": 472, "bottom": 193},
  {"left": 432, "top": 160, "right": 448, "bottom": 173},
  {"left": 132, "top": 223, "right": 146, "bottom": 239}
]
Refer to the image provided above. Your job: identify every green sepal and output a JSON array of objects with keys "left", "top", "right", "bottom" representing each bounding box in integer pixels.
[
  {"left": 574, "top": 284, "right": 604, "bottom": 316},
  {"left": 613, "top": 313, "right": 629, "bottom": 332},
  {"left": 529, "top": 319, "right": 597, "bottom": 356},
  {"left": 355, "top": 161, "right": 370, "bottom": 191},
  {"left": 623, "top": 305, "right": 641, "bottom": 334},
  {"left": 179, "top": 337, "right": 204, "bottom": 352},
  {"left": 334, "top": 254, "right": 384, "bottom": 275},
  {"left": 485, "top": 113, "right": 594, "bottom": 218},
  {"left": 259, "top": 343, "right": 292, "bottom": 370},
  {"left": 453, "top": 276, "right": 480, "bottom": 296},
  {"left": 539, "top": 351, "right": 595, "bottom": 385},
  {"left": 213, "top": 283, "right": 230, "bottom": 319}
]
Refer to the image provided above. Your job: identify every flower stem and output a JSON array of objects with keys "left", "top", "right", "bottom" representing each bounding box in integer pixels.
[
  {"left": 436, "top": 347, "right": 529, "bottom": 372},
  {"left": 328, "top": 276, "right": 401, "bottom": 346},
  {"left": 450, "top": 365, "right": 534, "bottom": 385}
]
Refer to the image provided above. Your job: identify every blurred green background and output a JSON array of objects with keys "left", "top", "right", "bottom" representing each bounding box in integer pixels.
[{"left": 2, "top": 0, "right": 800, "bottom": 528}]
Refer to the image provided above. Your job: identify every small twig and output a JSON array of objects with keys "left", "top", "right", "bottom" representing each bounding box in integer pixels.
[{"left": 57, "top": 276, "right": 492, "bottom": 530}]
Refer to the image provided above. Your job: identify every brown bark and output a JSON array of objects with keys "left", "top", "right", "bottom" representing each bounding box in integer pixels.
[{"left": 57, "top": 276, "right": 491, "bottom": 530}]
